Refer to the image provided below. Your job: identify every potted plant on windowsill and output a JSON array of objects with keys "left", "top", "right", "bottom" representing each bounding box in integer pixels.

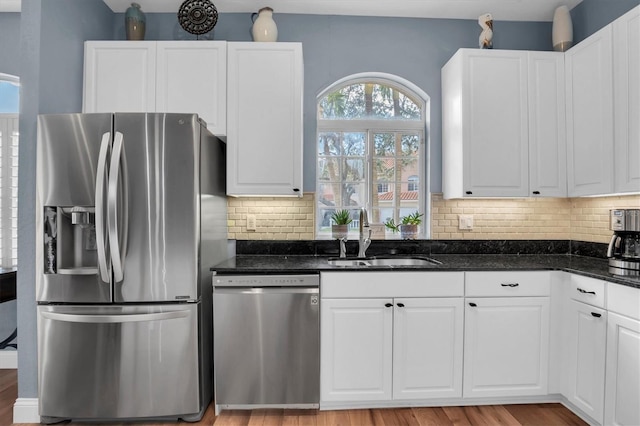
[
  {"left": 384, "top": 211, "right": 424, "bottom": 240},
  {"left": 331, "top": 209, "right": 352, "bottom": 240}
]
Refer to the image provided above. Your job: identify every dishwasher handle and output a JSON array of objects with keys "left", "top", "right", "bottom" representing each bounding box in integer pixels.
[{"left": 213, "top": 286, "right": 318, "bottom": 295}]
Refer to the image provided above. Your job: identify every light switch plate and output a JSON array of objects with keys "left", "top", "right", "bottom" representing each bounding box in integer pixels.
[{"left": 458, "top": 214, "right": 473, "bottom": 230}]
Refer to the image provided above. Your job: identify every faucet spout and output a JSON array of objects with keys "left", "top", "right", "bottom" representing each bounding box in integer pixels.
[{"left": 358, "top": 208, "right": 371, "bottom": 258}]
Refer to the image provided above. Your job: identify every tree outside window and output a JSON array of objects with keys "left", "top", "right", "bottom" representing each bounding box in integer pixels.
[{"left": 316, "top": 76, "right": 429, "bottom": 238}]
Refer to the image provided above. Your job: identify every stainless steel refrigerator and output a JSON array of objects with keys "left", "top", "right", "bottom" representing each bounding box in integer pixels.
[{"left": 35, "top": 113, "right": 227, "bottom": 423}]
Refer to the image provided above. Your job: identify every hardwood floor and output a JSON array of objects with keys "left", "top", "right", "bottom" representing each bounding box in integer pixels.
[{"left": 0, "top": 370, "right": 586, "bottom": 425}]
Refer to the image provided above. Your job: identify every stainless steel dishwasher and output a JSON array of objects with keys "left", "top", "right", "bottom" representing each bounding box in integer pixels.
[{"left": 212, "top": 274, "right": 319, "bottom": 409}]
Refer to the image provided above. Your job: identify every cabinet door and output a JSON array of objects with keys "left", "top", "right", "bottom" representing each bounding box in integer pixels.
[
  {"left": 462, "top": 50, "right": 529, "bottom": 197},
  {"left": 605, "top": 312, "right": 640, "bottom": 426},
  {"left": 156, "top": 41, "right": 227, "bottom": 136},
  {"left": 393, "top": 298, "right": 463, "bottom": 400},
  {"left": 227, "top": 42, "right": 303, "bottom": 196},
  {"left": 566, "top": 26, "right": 614, "bottom": 196},
  {"left": 320, "top": 298, "right": 393, "bottom": 402},
  {"left": 528, "top": 52, "right": 567, "bottom": 197},
  {"left": 463, "top": 297, "right": 550, "bottom": 398},
  {"left": 565, "top": 300, "right": 606, "bottom": 424},
  {"left": 613, "top": 6, "right": 640, "bottom": 193},
  {"left": 83, "top": 41, "right": 156, "bottom": 113}
]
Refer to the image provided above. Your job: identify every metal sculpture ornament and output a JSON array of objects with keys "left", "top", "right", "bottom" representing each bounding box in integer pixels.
[{"left": 178, "top": 0, "right": 218, "bottom": 35}]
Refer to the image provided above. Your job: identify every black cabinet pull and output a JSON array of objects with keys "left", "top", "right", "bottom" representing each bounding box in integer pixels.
[
  {"left": 293, "top": 188, "right": 300, "bottom": 192},
  {"left": 465, "top": 191, "right": 473, "bottom": 195},
  {"left": 469, "top": 302, "right": 477, "bottom": 307},
  {"left": 577, "top": 288, "right": 596, "bottom": 295},
  {"left": 397, "top": 303, "right": 405, "bottom": 308},
  {"left": 501, "top": 283, "right": 519, "bottom": 287},
  {"left": 591, "top": 312, "right": 602, "bottom": 318},
  {"left": 384, "top": 303, "right": 393, "bottom": 308},
  {"left": 532, "top": 191, "right": 541, "bottom": 195}
]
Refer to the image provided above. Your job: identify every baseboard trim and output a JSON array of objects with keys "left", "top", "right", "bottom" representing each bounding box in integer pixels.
[
  {"left": 13, "top": 398, "right": 40, "bottom": 424},
  {"left": 0, "top": 350, "right": 17, "bottom": 368}
]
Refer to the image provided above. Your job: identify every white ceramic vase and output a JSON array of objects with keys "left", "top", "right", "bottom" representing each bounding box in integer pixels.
[
  {"left": 552, "top": 5, "right": 573, "bottom": 52},
  {"left": 251, "top": 7, "right": 278, "bottom": 42}
]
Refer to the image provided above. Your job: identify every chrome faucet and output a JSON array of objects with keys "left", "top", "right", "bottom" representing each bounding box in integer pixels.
[
  {"left": 358, "top": 208, "right": 372, "bottom": 258},
  {"left": 339, "top": 237, "right": 347, "bottom": 258}
]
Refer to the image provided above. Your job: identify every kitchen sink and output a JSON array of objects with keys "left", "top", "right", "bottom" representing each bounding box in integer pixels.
[{"left": 327, "top": 256, "right": 441, "bottom": 268}]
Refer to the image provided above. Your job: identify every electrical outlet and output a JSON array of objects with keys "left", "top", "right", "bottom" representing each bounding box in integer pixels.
[
  {"left": 246, "top": 215, "right": 256, "bottom": 231},
  {"left": 458, "top": 214, "right": 474, "bottom": 230}
]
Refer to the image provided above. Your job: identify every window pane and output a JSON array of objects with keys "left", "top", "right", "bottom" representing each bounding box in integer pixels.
[
  {"left": 374, "top": 133, "right": 395, "bottom": 156},
  {"left": 318, "top": 132, "right": 342, "bottom": 156},
  {"left": 342, "top": 133, "right": 365, "bottom": 155},
  {"left": 401, "top": 134, "right": 420, "bottom": 156},
  {"left": 343, "top": 158, "right": 365, "bottom": 182},
  {"left": 317, "top": 158, "right": 340, "bottom": 182},
  {"left": 319, "top": 82, "right": 421, "bottom": 120}
]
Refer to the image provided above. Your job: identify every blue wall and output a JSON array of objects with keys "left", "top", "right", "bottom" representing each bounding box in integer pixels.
[
  {"left": 13, "top": 0, "right": 639, "bottom": 403},
  {"left": 0, "top": 12, "right": 20, "bottom": 77},
  {"left": 571, "top": 0, "right": 639, "bottom": 43}
]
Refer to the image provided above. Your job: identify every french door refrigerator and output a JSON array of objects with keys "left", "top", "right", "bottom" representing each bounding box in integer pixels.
[{"left": 35, "top": 113, "right": 227, "bottom": 423}]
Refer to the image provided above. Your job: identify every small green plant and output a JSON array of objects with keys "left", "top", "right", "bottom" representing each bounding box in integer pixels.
[
  {"left": 401, "top": 211, "right": 424, "bottom": 225},
  {"left": 331, "top": 209, "right": 352, "bottom": 226},
  {"left": 384, "top": 211, "right": 424, "bottom": 232}
]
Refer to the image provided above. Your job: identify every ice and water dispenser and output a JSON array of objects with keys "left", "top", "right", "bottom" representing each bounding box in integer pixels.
[{"left": 43, "top": 206, "right": 98, "bottom": 275}]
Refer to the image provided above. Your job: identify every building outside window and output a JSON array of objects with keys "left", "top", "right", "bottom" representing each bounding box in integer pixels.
[{"left": 316, "top": 73, "right": 430, "bottom": 238}]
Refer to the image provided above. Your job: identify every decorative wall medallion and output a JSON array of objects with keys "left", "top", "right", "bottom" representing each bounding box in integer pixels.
[{"left": 178, "top": 0, "right": 218, "bottom": 36}]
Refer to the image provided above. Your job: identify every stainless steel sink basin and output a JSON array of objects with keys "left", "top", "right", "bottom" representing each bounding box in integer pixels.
[{"left": 327, "top": 256, "right": 441, "bottom": 268}]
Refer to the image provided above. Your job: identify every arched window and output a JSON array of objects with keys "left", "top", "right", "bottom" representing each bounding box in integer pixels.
[{"left": 316, "top": 73, "right": 430, "bottom": 238}]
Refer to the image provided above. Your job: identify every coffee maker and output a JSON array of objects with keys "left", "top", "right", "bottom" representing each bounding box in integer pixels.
[{"left": 607, "top": 209, "right": 640, "bottom": 276}]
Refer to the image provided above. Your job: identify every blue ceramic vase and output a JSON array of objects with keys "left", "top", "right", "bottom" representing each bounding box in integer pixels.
[{"left": 125, "top": 2, "right": 146, "bottom": 40}]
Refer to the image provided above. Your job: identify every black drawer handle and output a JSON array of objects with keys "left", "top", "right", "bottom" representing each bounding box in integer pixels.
[
  {"left": 469, "top": 302, "right": 477, "bottom": 307},
  {"left": 591, "top": 312, "right": 602, "bottom": 318},
  {"left": 532, "top": 191, "right": 541, "bottom": 195},
  {"left": 293, "top": 188, "right": 300, "bottom": 192},
  {"left": 384, "top": 303, "right": 393, "bottom": 308},
  {"left": 577, "top": 288, "right": 596, "bottom": 295},
  {"left": 501, "top": 283, "right": 519, "bottom": 287},
  {"left": 397, "top": 303, "right": 405, "bottom": 308},
  {"left": 465, "top": 191, "right": 473, "bottom": 195}
]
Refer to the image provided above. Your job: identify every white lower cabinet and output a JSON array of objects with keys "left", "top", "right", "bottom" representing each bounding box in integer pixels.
[
  {"left": 564, "top": 300, "right": 607, "bottom": 423},
  {"left": 320, "top": 298, "right": 393, "bottom": 402},
  {"left": 463, "top": 297, "right": 550, "bottom": 398},
  {"left": 605, "top": 282, "right": 640, "bottom": 426},
  {"left": 320, "top": 272, "right": 465, "bottom": 404},
  {"left": 393, "top": 298, "right": 464, "bottom": 400},
  {"left": 320, "top": 297, "right": 464, "bottom": 402}
]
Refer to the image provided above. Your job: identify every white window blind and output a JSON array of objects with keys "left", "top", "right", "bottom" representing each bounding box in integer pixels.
[{"left": 0, "top": 114, "right": 19, "bottom": 267}]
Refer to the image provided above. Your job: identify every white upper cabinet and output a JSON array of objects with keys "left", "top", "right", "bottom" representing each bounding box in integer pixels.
[
  {"left": 83, "top": 41, "right": 156, "bottom": 113},
  {"left": 613, "top": 6, "right": 640, "bottom": 193},
  {"left": 442, "top": 49, "right": 565, "bottom": 198},
  {"left": 528, "top": 52, "right": 567, "bottom": 197},
  {"left": 226, "top": 42, "right": 303, "bottom": 197},
  {"left": 565, "top": 25, "right": 614, "bottom": 196},
  {"left": 83, "top": 41, "right": 227, "bottom": 135},
  {"left": 155, "top": 41, "right": 227, "bottom": 136}
]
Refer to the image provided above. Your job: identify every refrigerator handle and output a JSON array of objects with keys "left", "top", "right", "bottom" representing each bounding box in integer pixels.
[
  {"left": 95, "top": 132, "right": 111, "bottom": 283},
  {"left": 40, "top": 310, "right": 189, "bottom": 324},
  {"left": 108, "top": 132, "right": 124, "bottom": 283}
]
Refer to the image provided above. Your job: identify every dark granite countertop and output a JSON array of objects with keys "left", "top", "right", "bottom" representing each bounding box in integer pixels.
[{"left": 212, "top": 253, "right": 640, "bottom": 289}]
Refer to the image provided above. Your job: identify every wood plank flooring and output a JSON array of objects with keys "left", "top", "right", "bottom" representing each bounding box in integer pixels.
[{"left": 0, "top": 369, "right": 586, "bottom": 425}]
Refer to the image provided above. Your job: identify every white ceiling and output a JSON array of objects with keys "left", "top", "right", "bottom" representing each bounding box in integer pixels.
[{"left": 1, "top": 0, "right": 583, "bottom": 22}]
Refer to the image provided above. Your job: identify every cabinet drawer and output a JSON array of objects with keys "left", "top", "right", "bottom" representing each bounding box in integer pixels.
[
  {"left": 607, "top": 282, "right": 639, "bottom": 320},
  {"left": 320, "top": 272, "right": 464, "bottom": 298},
  {"left": 465, "top": 271, "right": 551, "bottom": 297},
  {"left": 569, "top": 274, "right": 606, "bottom": 308}
]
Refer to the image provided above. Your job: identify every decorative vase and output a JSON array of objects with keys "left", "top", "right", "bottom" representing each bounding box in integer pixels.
[
  {"left": 552, "top": 5, "right": 573, "bottom": 52},
  {"left": 251, "top": 7, "right": 278, "bottom": 42},
  {"left": 125, "top": 2, "right": 146, "bottom": 41},
  {"left": 399, "top": 224, "right": 418, "bottom": 240},
  {"left": 331, "top": 224, "right": 348, "bottom": 240}
]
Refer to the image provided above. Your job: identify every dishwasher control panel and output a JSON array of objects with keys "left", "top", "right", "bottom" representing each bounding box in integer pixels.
[{"left": 213, "top": 274, "right": 319, "bottom": 288}]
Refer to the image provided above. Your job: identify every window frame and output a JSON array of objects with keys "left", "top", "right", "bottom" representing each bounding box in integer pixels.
[{"left": 316, "top": 73, "right": 431, "bottom": 239}]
